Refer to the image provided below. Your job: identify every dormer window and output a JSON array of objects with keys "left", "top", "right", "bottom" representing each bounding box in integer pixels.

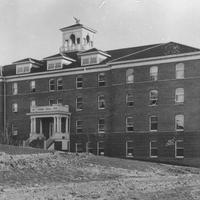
[
  {"left": 47, "top": 62, "right": 62, "bottom": 70},
  {"left": 82, "top": 57, "right": 90, "bottom": 65},
  {"left": 16, "top": 65, "right": 30, "bottom": 74},
  {"left": 90, "top": 56, "right": 97, "bottom": 64}
]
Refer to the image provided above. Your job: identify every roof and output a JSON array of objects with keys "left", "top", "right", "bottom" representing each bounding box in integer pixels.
[
  {"left": 60, "top": 23, "right": 96, "bottom": 33},
  {"left": 13, "top": 58, "right": 43, "bottom": 65},
  {"left": 78, "top": 48, "right": 111, "bottom": 57},
  {"left": 2, "top": 41, "right": 200, "bottom": 76}
]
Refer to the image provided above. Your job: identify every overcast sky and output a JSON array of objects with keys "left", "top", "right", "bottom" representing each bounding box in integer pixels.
[{"left": 0, "top": 0, "right": 200, "bottom": 65}]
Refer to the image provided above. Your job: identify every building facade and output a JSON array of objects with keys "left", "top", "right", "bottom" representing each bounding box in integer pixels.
[{"left": 1, "top": 21, "right": 200, "bottom": 165}]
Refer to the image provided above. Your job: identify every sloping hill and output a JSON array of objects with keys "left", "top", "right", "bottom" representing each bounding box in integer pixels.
[{"left": 0, "top": 145, "right": 200, "bottom": 199}]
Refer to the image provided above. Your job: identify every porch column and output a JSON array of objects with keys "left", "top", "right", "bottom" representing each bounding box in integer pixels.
[
  {"left": 53, "top": 116, "right": 57, "bottom": 135},
  {"left": 39, "top": 119, "right": 42, "bottom": 134},
  {"left": 57, "top": 116, "right": 61, "bottom": 133},
  {"left": 30, "top": 116, "right": 36, "bottom": 133},
  {"left": 65, "top": 116, "right": 68, "bottom": 133}
]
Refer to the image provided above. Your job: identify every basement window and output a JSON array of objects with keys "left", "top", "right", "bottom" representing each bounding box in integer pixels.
[
  {"left": 150, "top": 140, "right": 158, "bottom": 158},
  {"left": 175, "top": 140, "right": 184, "bottom": 158},
  {"left": 97, "top": 141, "right": 104, "bottom": 156}
]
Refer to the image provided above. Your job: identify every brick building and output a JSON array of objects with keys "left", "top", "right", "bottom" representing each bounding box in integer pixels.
[{"left": 1, "top": 21, "right": 200, "bottom": 165}]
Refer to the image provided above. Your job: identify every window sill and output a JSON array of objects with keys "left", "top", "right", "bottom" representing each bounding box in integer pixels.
[
  {"left": 76, "top": 109, "right": 83, "bottom": 112},
  {"left": 98, "top": 131, "right": 105, "bottom": 134},
  {"left": 175, "top": 156, "right": 184, "bottom": 159},
  {"left": 126, "top": 155, "right": 134, "bottom": 158},
  {"left": 149, "top": 104, "right": 158, "bottom": 107},
  {"left": 150, "top": 156, "right": 158, "bottom": 158},
  {"left": 98, "top": 108, "right": 105, "bottom": 110},
  {"left": 149, "top": 130, "right": 158, "bottom": 132},
  {"left": 175, "top": 102, "right": 184, "bottom": 105}
]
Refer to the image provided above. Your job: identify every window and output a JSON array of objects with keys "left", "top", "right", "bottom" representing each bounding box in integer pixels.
[
  {"left": 76, "top": 120, "right": 83, "bottom": 134},
  {"left": 82, "top": 58, "right": 90, "bottom": 65},
  {"left": 76, "top": 77, "right": 83, "bottom": 89},
  {"left": 98, "top": 95, "right": 105, "bottom": 109},
  {"left": 126, "top": 68, "right": 134, "bottom": 83},
  {"left": 175, "top": 114, "right": 184, "bottom": 131},
  {"left": 11, "top": 124, "right": 18, "bottom": 136},
  {"left": 90, "top": 56, "right": 98, "bottom": 64},
  {"left": 98, "top": 118, "right": 105, "bottom": 133},
  {"left": 150, "top": 66, "right": 158, "bottom": 81},
  {"left": 57, "top": 98, "right": 63, "bottom": 105},
  {"left": 30, "top": 100, "right": 36, "bottom": 108},
  {"left": 49, "top": 79, "right": 55, "bottom": 91},
  {"left": 126, "top": 117, "right": 134, "bottom": 132},
  {"left": 49, "top": 99, "right": 56, "bottom": 106},
  {"left": 126, "top": 93, "right": 134, "bottom": 106},
  {"left": 16, "top": 65, "right": 30, "bottom": 74},
  {"left": 57, "top": 78, "right": 63, "bottom": 90},
  {"left": 75, "top": 143, "right": 83, "bottom": 153},
  {"left": 86, "top": 142, "right": 95, "bottom": 154},
  {"left": 30, "top": 80, "right": 36, "bottom": 92},
  {"left": 76, "top": 97, "right": 83, "bottom": 111},
  {"left": 175, "top": 140, "right": 184, "bottom": 158},
  {"left": 47, "top": 62, "right": 62, "bottom": 70},
  {"left": 149, "top": 90, "right": 158, "bottom": 106},
  {"left": 176, "top": 63, "right": 184, "bottom": 79},
  {"left": 12, "top": 103, "right": 18, "bottom": 112},
  {"left": 126, "top": 141, "right": 134, "bottom": 157},
  {"left": 98, "top": 73, "right": 106, "bottom": 87},
  {"left": 150, "top": 140, "right": 158, "bottom": 158},
  {"left": 12, "top": 82, "right": 18, "bottom": 95},
  {"left": 150, "top": 116, "right": 158, "bottom": 131},
  {"left": 175, "top": 88, "right": 184, "bottom": 103},
  {"left": 97, "top": 141, "right": 104, "bottom": 156}
]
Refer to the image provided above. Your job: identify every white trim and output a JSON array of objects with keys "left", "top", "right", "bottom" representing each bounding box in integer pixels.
[
  {"left": 126, "top": 140, "right": 134, "bottom": 158},
  {"left": 149, "top": 115, "right": 158, "bottom": 132}
]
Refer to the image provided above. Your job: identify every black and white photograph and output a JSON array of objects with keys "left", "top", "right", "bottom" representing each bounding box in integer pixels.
[{"left": 1, "top": 0, "right": 200, "bottom": 199}]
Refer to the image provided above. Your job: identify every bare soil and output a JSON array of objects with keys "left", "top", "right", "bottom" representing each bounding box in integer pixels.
[{"left": 0, "top": 149, "right": 200, "bottom": 199}]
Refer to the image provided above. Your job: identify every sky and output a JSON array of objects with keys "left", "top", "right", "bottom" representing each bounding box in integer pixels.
[{"left": 0, "top": 0, "right": 200, "bottom": 65}]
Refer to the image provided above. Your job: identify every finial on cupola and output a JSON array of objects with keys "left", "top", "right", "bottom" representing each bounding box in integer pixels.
[{"left": 73, "top": 17, "right": 80, "bottom": 24}]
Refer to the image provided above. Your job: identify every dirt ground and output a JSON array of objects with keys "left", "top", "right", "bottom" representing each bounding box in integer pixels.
[{"left": 1, "top": 151, "right": 200, "bottom": 200}]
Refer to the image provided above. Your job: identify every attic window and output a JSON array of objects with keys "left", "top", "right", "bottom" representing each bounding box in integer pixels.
[
  {"left": 47, "top": 62, "right": 62, "bottom": 70},
  {"left": 16, "top": 65, "right": 30, "bottom": 74},
  {"left": 82, "top": 56, "right": 98, "bottom": 66}
]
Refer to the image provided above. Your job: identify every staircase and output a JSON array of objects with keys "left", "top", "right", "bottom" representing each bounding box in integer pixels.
[{"left": 45, "top": 138, "right": 55, "bottom": 150}]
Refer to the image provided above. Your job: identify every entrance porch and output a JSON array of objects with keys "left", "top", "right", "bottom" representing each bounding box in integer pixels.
[{"left": 25, "top": 104, "right": 70, "bottom": 150}]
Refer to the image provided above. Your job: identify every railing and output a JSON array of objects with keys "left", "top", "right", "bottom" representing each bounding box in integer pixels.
[
  {"left": 45, "top": 138, "right": 55, "bottom": 150},
  {"left": 30, "top": 105, "right": 69, "bottom": 113}
]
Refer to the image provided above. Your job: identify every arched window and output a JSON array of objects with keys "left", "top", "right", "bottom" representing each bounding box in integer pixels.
[
  {"left": 150, "top": 66, "right": 158, "bottom": 81},
  {"left": 70, "top": 34, "right": 76, "bottom": 44},
  {"left": 149, "top": 90, "right": 158, "bottom": 105},
  {"left": 86, "top": 34, "right": 90, "bottom": 43},
  {"left": 176, "top": 63, "right": 184, "bottom": 79},
  {"left": 175, "top": 88, "right": 184, "bottom": 103},
  {"left": 175, "top": 114, "right": 184, "bottom": 131},
  {"left": 126, "top": 69, "right": 134, "bottom": 83}
]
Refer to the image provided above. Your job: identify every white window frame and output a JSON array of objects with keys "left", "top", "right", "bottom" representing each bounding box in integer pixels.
[
  {"left": 86, "top": 142, "right": 95, "bottom": 154},
  {"left": 16, "top": 65, "right": 31, "bottom": 74},
  {"left": 98, "top": 95, "right": 105, "bottom": 109},
  {"left": 49, "top": 99, "right": 56, "bottom": 106},
  {"left": 98, "top": 118, "right": 105, "bottom": 133},
  {"left": 57, "top": 78, "right": 63, "bottom": 91},
  {"left": 57, "top": 98, "right": 63, "bottom": 105},
  {"left": 98, "top": 73, "right": 106, "bottom": 87},
  {"left": 47, "top": 62, "right": 62, "bottom": 70},
  {"left": 76, "top": 76, "right": 83, "bottom": 89},
  {"left": 149, "top": 90, "right": 158, "bottom": 106},
  {"left": 176, "top": 63, "right": 184, "bottom": 79},
  {"left": 76, "top": 97, "right": 83, "bottom": 111},
  {"left": 175, "top": 140, "right": 184, "bottom": 158},
  {"left": 150, "top": 66, "right": 158, "bottom": 81},
  {"left": 175, "top": 88, "right": 184, "bottom": 104},
  {"left": 12, "top": 103, "right": 18, "bottom": 113},
  {"left": 11, "top": 124, "right": 18, "bottom": 136},
  {"left": 12, "top": 82, "right": 18, "bottom": 95},
  {"left": 30, "top": 80, "right": 36, "bottom": 92},
  {"left": 126, "top": 140, "right": 134, "bottom": 158},
  {"left": 30, "top": 100, "right": 36, "bottom": 108},
  {"left": 150, "top": 116, "right": 158, "bottom": 132},
  {"left": 49, "top": 79, "right": 55, "bottom": 91},
  {"left": 126, "top": 93, "right": 134, "bottom": 106},
  {"left": 126, "top": 117, "right": 134, "bottom": 132},
  {"left": 76, "top": 120, "right": 83, "bottom": 134},
  {"left": 150, "top": 140, "right": 158, "bottom": 158},
  {"left": 126, "top": 68, "right": 134, "bottom": 84},
  {"left": 175, "top": 114, "right": 184, "bottom": 131}
]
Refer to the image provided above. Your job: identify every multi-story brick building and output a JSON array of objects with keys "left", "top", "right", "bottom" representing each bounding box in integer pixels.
[{"left": 1, "top": 21, "right": 200, "bottom": 165}]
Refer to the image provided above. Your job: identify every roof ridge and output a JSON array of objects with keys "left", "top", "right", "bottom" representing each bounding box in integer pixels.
[{"left": 108, "top": 43, "right": 166, "bottom": 63}]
